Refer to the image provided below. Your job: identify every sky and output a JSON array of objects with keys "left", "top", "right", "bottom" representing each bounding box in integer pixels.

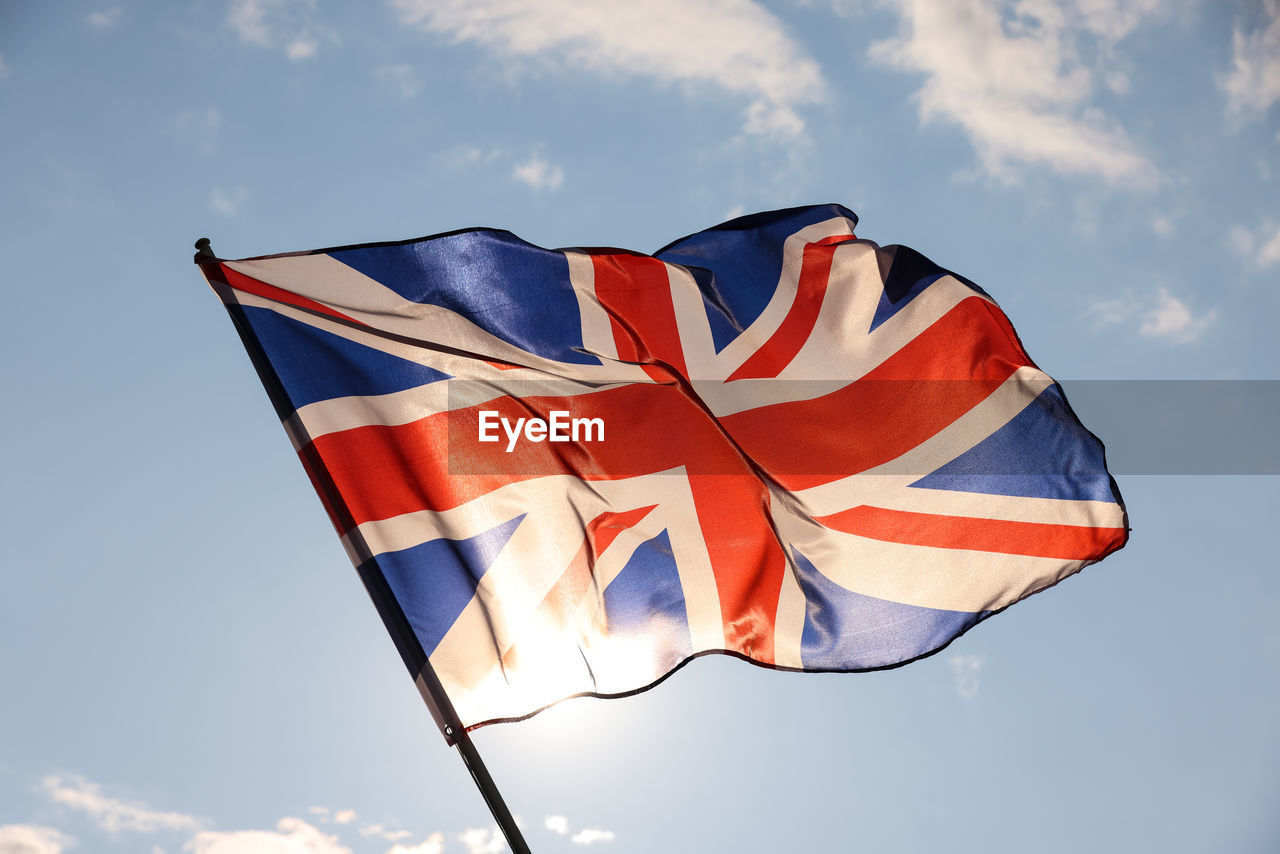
[{"left": 2, "top": 1, "right": 1279, "bottom": 852}]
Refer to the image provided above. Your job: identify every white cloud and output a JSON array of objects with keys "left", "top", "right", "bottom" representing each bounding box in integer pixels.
[
  {"left": 41, "top": 775, "right": 201, "bottom": 836},
  {"left": 1221, "top": 0, "right": 1280, "bottom": 116},
  {"left": 1072, "top": 0, "right": 1169, "bottom": 42},
  {"left": 511, "top": 153, "right": 564, "bottom": 191},
  {"left": 570, "top": 828, "right": 615, "bottom": 846},
  {"left": 86, "top": 8, "right": 122, "bottom": 29},
  {"left": 285, "top": 35, "right": 318, "bottom": 61},
  {"left": 185, "top": 818, "right": 350, "bottom": 854},
  {"left": 544, "top": 816, "right": 569, "bottom": 836},
  {"left": 389, "top": 0, "right": 826, "bottom": 140},
  {"left": 210, "top": 187, "right": 249, "bottom": 217},
  {"left": 949, "top": 654, "right": 982, "bottom": 698},
  {"left": 385, "top": 835, "right": 444, "bottom": 854},
  {"left": 330, "top": 811, "right": 355, "bottom": 826},
  {"left": 228, "top": 0, "right": 325, "bottom": 59},
  {"left": 306, "top": 808, "right": 329, "bottom": 822},
  {"left": 0, "top": 824, "right": 74, "bottom": 854},
  {"left": 1139, "top": 287, "right": 1215, "bottom": 343},
  {"left": 1227, "top": 223, "right": 1256, "bottom": 259},
  {"left": 868, "top": 0, "right": 1160, "bottom": 185},
  {"left": 228, "top": 0, "right": 275, "bottom": 45},
  {"left": 1150, "top": 214, "right": 1175, "bottom": 238},
  {"left": 1226, "top": 220, "right": 1280, "bottom": 269},
  {"left": 441, "top": 145, "right": 507, "bottom": 169},
  {"left": 457, "top": 827, "right": 504, "bottom": 854},
  {"left": 1085, "top": 293, "right": 1140, "bottom": 330},
  {"left": 1259, "top": 225, "right": 1280, "bottom": 267},
  {"left": 1086, "top": 287, "right": 1214, "bottom": 344},
  {"left": 355, "top": 823, "right": 409, "bottom": 842}
]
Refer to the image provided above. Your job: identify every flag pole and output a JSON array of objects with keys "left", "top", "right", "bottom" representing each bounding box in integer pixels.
[
  {"left": 194, "top": 236, "right": 532, "bottom": 854},
  {"left": 414, "top": 650, "right": 533, "bottom": 854},
  {"left": 448, "top": 724, "right": 533, "bottom": 854}
]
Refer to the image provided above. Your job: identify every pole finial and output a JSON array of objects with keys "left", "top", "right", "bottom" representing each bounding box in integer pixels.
[{"left": 194, "top": 237, "right": 215, "bottom": 263}]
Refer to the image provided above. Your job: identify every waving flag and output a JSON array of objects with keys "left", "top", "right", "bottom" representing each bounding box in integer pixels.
[{"left": 199, "top": 204, "right": 1127, "bottom": 731}]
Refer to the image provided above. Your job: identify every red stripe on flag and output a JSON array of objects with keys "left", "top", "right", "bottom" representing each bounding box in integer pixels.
[
  {"left": 719, "top": 295, "right": 1035, "bottom": 490},
  {"left": 688, "top": 475, "right": 786, "bottom": 663},
  {"left": 817, "top": 505, "right": 1127, "bottom": 560},
  {"left": 590, "top": 252, "right": 688, "bottom": 381},
  {"left": 587, "top": 505, "right": 658, "bottom": 557},
  {"left": 727, "top": 235, "right": 853, "bottom": 381},
  {"left": 221, "top": 264, "right": 365, "bottom": 326},
  {"left": 303, "top": 386, "right": 791, "bottom": 661},
  {"left": 306, "top": 383, "right": 750, "bottom": 526}
]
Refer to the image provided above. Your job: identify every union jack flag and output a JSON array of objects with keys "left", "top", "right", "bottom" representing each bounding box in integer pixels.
[{"left": 200, "top": 204, "right": 1127, "bottom": 731}]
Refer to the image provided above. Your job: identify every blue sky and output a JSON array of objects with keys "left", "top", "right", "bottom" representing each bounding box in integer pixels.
[{"left": 2, "top": 1, "right": 1279, "bottom": 852}]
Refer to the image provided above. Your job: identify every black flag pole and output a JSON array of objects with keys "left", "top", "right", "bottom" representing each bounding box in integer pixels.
[
  {"left": 193, "top": 237, "right": 533, "bottom": 854},
  {"left": 448, "top": 725, "right": 532, "bottom": 854},
  {"left": 414, "top": 659, "right": 534, "bottom": 854}
]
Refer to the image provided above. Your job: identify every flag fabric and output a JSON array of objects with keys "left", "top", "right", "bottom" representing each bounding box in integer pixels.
[{"left": 199, "top": 204, "right": 1127, "bottom": 731}]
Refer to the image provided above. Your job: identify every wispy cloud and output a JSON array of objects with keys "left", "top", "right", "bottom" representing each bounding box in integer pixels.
[
  {"left": 441, "top": 144, "right": 567, "bottom": 192},
  {"left": 1150, "top": 214, "right": 1175, "bottom": 239},
  {"left": 0, "top": 824, "right": 74, "bottom": 854},
  {"left": 210, "top": 187, "right": 249, "bottom": 217},
  {"left": 86, "top": 8, "right": 122, "bottom": 29},
  {"left": 389, "top": 0, "right": 826, "bottom": 141},
  {"left": 1087, "top": 286, "right": 1216, "bottom": 344},
  {"left": 1139, "top": 288, "right": 1215, "bottom": 342},
  {"left": 1260, "top": 227, "right": 1280, "bottom": 268},
  {"left": 228, "top": 0, "right": 276, "bottom": 46},
  {"left": 186, "top": 818, "right": 350, "bottom": 854},
  {"left": 27, "top": 769, "right": 617, "bottom": 854},
  {"left": 458, "top": 826, "right": 506, "bottom": 854},
  {"left": 540, "top": 816, "right": 615, "bottom": 845},
  {"left": 1227, "top": 220, "right": 1280, "bottom": 269},
  {"left": 375, "top": 64, "right": 422, "bottom": 98},
  {"left": 867, "top": 0, "right": 1162, "bottom": 185},
  {"left": 285, "top": 34, "right": 319, "bottom": 60},
  {"left": 1220, "top": 0, "right": 1280, "bottom": 116},
  {"left": 440, "top": 145, "right": 507, "bottom": 169},
  {"left": 949, "top": 654, "right": 983, "bottom": 698},
  {"left": 511, "top": 152, "right": 565, "bottom": 192},
  {"left": 571, "top": 828, "right": 616, "bottom": 845},
  {"left": 41, "top": 775, "right": 201, "bottom": 835},
  {"left": 18, "top": 773, "right": 627, "bottom": 854},
  {"left": 387, "top": 834, "right": 445, "bottom": 854},
  {"left": 358, "top": 822, "right": 410, "bottom": 841},
  {"left": 228, "top": 0, "right": 326, "bottom": 61}
]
